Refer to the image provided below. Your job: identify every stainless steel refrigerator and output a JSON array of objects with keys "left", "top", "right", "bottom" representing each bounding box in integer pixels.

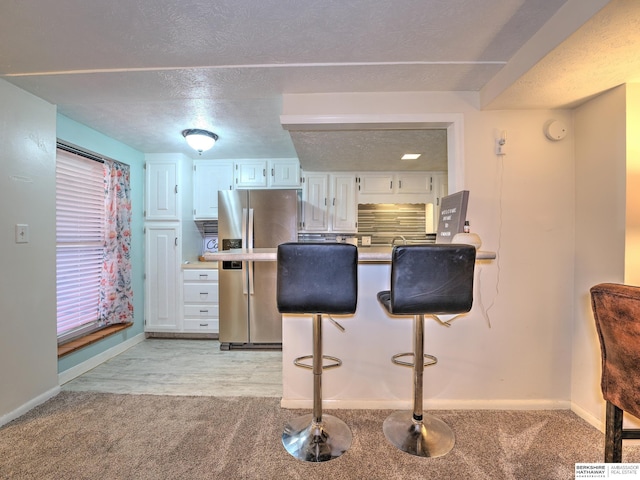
[{"left": 218, "top": 189, "right": 298, "bottom": 349}]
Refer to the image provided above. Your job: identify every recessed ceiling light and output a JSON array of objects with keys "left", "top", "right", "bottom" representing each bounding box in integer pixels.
[{"left": 401, "top": 153, "right": 421, "bottom": 160}]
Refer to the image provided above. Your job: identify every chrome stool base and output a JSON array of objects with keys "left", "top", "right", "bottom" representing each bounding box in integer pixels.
[
  {"left": 382, "top": 410, "right": 455, "bottom": 458},
  {"left": 282, "top": 413, "right": 353, "bottom": 462}
]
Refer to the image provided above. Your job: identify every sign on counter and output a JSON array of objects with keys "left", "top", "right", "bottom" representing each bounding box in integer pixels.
[{"left": 437, "top": 190, "right": 469, "bottom": 243}]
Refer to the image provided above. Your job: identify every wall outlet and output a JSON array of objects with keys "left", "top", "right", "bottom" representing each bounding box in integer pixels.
[
  {"left": 362, "top": 236, "right": 371, "bottom": 246},
  {"left": 15, "top": 224, "right": 29, "bottom": 244}
]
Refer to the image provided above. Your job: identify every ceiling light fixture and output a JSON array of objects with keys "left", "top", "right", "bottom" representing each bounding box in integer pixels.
[
  {"left": 401, "top": 153, "right": 421, "bottom": 160},
  {"left": 182, "top": 129, "right": 219, "bottom": 154}
]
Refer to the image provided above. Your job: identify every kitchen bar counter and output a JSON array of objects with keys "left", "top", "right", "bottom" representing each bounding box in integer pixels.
[
  {"left": 203, "top": 244, "right": 496, "bottom": 410},
  {"left": 203, "top": 246, "right": 496, "bottom": 262}
]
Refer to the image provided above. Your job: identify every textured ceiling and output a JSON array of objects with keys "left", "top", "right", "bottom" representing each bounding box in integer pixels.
[{"left": 1, "top": 0, "right": 639, "bottom": 171}]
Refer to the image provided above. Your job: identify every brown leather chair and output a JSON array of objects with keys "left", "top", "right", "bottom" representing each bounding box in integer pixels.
[{"left": 590, "top": 283, "right": 640, "bottom": 462}]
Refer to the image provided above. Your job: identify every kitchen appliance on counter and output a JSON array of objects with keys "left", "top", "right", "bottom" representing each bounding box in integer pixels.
[{"left": 218, "top": 189, "right": 298, "bottom": 349}]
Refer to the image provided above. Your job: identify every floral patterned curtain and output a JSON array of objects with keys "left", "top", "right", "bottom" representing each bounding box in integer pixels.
[{"left": 99, "top": 160, "right": 133, "bottom": 324}]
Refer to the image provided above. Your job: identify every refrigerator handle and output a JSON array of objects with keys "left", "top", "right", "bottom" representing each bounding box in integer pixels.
[
  {"left": 248, "top": 208, "right": 255, "bottom": 249},
  {"left": 242, "top": 207, "right": 248, "bottom": 249},
  {"left": 242, "top": 261, "right": 248, "bottom": 295},
  {"left": 247, "top": 207, "right": 255, "bottom": 294}
]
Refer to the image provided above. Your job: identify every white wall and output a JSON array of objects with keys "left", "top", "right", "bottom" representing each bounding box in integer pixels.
[
  {"left": 572, "top": 84, "right": 639, "bottom": 429},
  {"left": 0, "top": 79, "right": 59, "bottom": 424},
  {"left": 283, "top": 92, "right": 576, "bottom": 406}
]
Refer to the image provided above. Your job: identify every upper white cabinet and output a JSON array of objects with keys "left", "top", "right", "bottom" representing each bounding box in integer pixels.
[
  {"left": 396, "top": 173, "right": 431, "bottom": 194},
  {"left": 235, "top": 160, "right": 267, "bottom": 188},
  {"left": 301, "top": 173, "right": 329, "bottom": 231},
  {"left": 357, "top": 173, "right": 394, "bottom": 195},
  {"left": 145, "top": 157, "right": 181, "bottom": 221},
  {"left": 300, "top": 172, "right": 357, "bottom": 233},
  {"left": 235, "top": 158, "right": 301, "bottom": 189},
  {"left": 193, "top": 160, "right": 234, "bottom": 220},
  {"left": 269, "top": 158, "right": 301, "bottom": 188},
  {"left": 357, "top": 172, "right": 442, "bottom": 203},
  {"left": 331, "top": 174, "right": 358, "bottom": 232}
]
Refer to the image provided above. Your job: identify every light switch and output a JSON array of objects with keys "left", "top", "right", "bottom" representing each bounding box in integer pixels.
[{"left": 15, "top": 224, "right": 29, "bottom": 244}]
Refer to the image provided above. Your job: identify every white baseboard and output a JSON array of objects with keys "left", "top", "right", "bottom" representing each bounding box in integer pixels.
[
  {"left": 0, "top": 385, "right": 60, "bottom": 428},
  {"left": 571, "top": 401, "right": 604, "bottom": 432},
  {"left": 280, "top": 397, "right": 572, "bottom": 411},
  {"left": 58, "top": 333, "right": 145, "bottom": 385}
]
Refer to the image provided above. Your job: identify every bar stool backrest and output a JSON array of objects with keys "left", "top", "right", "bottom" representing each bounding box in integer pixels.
[
  {"left": 277, "top": 242, "right": 358, "bottom": 315},
  {"left": 388, "top": 244, "right": 476, "bottom": 315}
]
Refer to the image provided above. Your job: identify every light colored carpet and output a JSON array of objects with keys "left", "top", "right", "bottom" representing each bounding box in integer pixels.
[{"left": 1, "top": 392, "right": 638, "bottom": 480}]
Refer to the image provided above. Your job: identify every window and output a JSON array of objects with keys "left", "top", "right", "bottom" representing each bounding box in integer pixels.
[{"left": 55, "top": 144, "right": 133, "bottom": 344}]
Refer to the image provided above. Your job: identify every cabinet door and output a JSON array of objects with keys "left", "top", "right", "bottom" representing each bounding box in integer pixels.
[
  {"left": 145, "top": 225, "right": 180, "bottom": 331},
  {"left": 331, "top": 174, "right": 357, "bottom": 232},
  {"left": 145, "top": 160, "right": 179, "bottom": 220},
  {"left": 357, "top": 173, "right": 394, "bottom": 194},
  {"left": 301, "top": 173, "right": 329, "bottom": 231},
  {"left": 397, "top": 173, "right": 430, "bottom": 194},
  {"left": 269, "top": 158, "right": 300, "bottom": 188},
  {"left": 427, "top": 173, "right": 448, "bottom": 233},
  {"left": 235, "top": 160, "right": 267, "bottom": 188},
  {"left": 193, "top": 160, "right": 234, "bottom": 219}
]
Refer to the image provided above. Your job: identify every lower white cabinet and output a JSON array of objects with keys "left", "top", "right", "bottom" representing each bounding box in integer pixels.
[
  {"left": 145, "top": 224, "right": 180, "bottom": 332},
  {"left": 182, "top": 269, "right": 219, "bottom": 333}
]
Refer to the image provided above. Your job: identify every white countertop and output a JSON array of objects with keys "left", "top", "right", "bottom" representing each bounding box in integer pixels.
[{"left": 200, "top": 246, "right": 496, "bottom": 263}]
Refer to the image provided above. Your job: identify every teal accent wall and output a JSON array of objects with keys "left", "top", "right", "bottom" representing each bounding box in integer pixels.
[{"left": 56, "top": 114, "right": 145, "bottom": 374}]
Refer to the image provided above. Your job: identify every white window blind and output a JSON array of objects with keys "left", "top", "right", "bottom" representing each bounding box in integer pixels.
[{"left": 56, "top": 148, "right": 105, "bottom": 340}]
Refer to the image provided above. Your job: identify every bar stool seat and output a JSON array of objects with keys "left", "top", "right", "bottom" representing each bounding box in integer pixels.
[
  {"left": 277, "top": 242, "right": 358, "bottom": 462},
  {"left": 378, "top": 244, "right": 476, "bottom": 458}
]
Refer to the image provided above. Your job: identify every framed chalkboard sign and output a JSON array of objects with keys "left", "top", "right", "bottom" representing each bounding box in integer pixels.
[{"left": 436, "top": 190, "right": 469, "bottom": 243}]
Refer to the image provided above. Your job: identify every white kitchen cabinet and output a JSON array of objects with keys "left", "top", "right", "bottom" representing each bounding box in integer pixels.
[
  {"left": 145, "top": 224, "right": 181, "bottom": 332},
  {"left": 182, "top": 269, "right": 219, "bottom": 333},
  {"left": 235, "top": 158, "right": 301, "bottom": 189},
  {"left": 357, "top": 173, "right": 394, "bottom": 194},
  {"left": 193, "top": 160, "right": 234, "bottom": 220},
  {"left": 357, "top": 171, "right": 440, "bottom": 204},
  {"left": 145, "top": 158, "right": 180, "bottom": 221},
  {"left": 235, "top": 160, "right": 267, "bottom": 188},
  {"left": 300, "top": 173, "right": 329, "bottom": 231},
  {"left": 331, "top": 174, "right": 358, "bottom": 232},
  {"left": 396, "top": 173, "right": 431, "bottom": 193},
  {"left": 300, "top": 172, "right": 357, "bottom": 233},
  {"left": 269, "top": 158, "right": 301, "bottom": 188}
]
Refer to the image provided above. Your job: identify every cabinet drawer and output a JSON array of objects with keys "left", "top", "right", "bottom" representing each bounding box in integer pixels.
[
  {"left": 183, "top": 283, "right": 219, "bottom": 303},
  {"left": 184, "top": 304, "right": 219, "bottom": 318},
  {"left": 183, "top": 318, "right": 219, "bottom": 332},
  {"left": 183, "top": 269, "right": 218, "bottom": 281}
]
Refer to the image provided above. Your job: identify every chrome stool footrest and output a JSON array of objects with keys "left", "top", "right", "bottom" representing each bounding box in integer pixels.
[
  {"left": 391, "top": 352, "right": 438, "bottom": 368},
  {"left": 294, "top": 354, "right": 342, "bottom": 370}
]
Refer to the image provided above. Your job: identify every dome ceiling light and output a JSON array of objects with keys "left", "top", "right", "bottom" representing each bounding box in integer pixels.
[{"left": 182, "top": 129, "right": 219, "bottom": 154}]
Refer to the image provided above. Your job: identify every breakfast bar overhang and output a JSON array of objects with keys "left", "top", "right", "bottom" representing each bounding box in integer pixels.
[{"left": 208, "top": 247, "right": 496, "bottom": 410}]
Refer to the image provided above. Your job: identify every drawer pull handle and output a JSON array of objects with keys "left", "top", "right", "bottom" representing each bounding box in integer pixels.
[
  {"left": 200, "top": 310, "right": 209, "bottom": 313},
  {"left": 199, "top": 323, "right": 209, "bottom": 327},
  {"left": 199, "top": 274, "right": 208, "bottom": 279},
  {"left": 200, "top": 292, "right": 208, "bottom": 295}
]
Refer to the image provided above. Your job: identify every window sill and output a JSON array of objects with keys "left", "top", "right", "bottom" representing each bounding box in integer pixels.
[{"left": 57, "top": 322, "right": 133, "bottom": 358}]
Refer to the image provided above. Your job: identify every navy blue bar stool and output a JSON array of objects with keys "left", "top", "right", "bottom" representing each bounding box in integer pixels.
[
  {"left": 277, "top": 242, "right": 358, "bottom": 462},
  {"left": 377, "top": 244, "right": 476, "bottom": 458}
]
